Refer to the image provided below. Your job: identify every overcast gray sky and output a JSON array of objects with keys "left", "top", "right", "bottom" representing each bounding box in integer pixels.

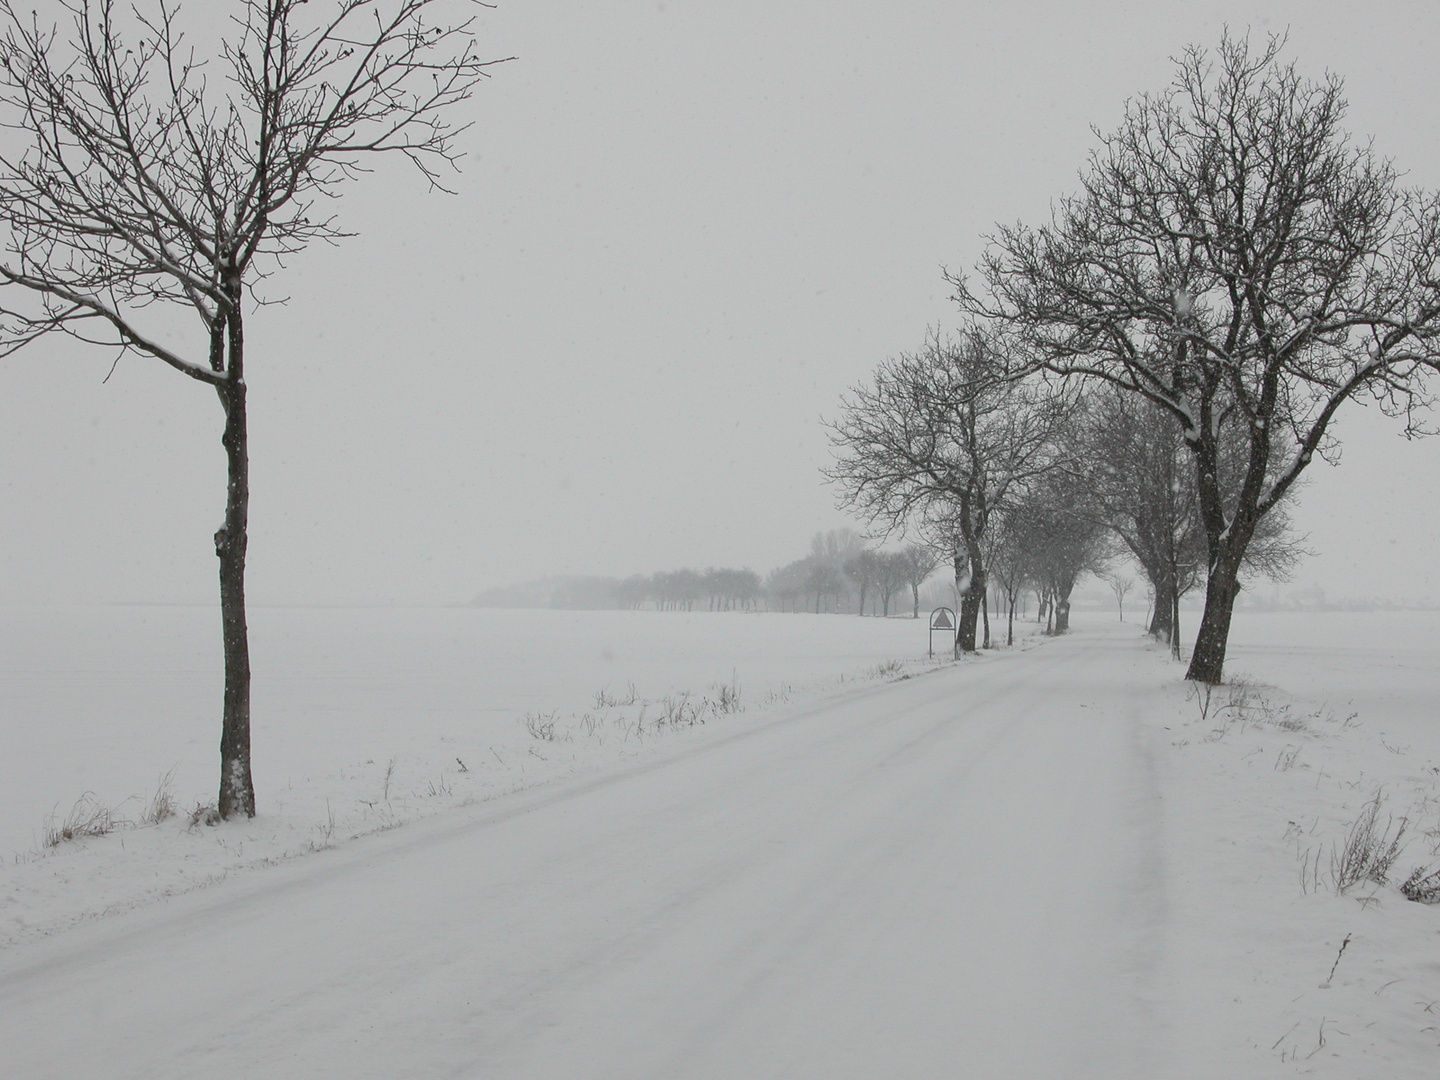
[{"left": 0, "top": 0, "right": 1436, "bottom": 606}]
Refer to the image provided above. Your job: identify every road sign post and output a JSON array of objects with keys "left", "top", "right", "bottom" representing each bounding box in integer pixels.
[{"left": 929, "top": 607, "right": 956, "bottom": 658}]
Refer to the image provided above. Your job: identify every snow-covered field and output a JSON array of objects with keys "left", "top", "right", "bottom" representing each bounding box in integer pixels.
[{"left": 2, "top": 605, "right": 1439, "bottom": 1076}]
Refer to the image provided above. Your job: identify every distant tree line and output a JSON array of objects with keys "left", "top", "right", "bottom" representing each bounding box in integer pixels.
[
  {"left": 471, "top": 529, "right": 947, "bottom": 617},
  {"left": 616, "top": 568, "right": 764, "bottom": 612},
  {"left": 611, "top": 531, "right": 945, "bottom": 617}
]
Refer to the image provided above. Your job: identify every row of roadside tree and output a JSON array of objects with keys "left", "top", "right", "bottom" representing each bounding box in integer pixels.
[
  {"left": 826, "top": 34, "right": 1440, "bottom": 682},
  {"left": 826, "top": 336, "right": 1304, "bottom": 658}
]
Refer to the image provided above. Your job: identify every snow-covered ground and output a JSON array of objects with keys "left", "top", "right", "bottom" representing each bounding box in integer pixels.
[
  {"left": 1161, "top": 610, "right": 1440, "bottom": 1073},
  {"left": 2, "top": 606, "right": 1438, "bottom": 1076}
]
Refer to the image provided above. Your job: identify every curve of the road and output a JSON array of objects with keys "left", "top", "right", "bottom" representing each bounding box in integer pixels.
[{"left": 2, "top": 626, "right": 1173, "bottom": 1079}]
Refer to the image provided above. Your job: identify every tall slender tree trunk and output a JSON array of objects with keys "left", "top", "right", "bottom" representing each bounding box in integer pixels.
[
  {"left": 216, "top": 291, "right": 255, "bottom": 820},
  {"left": 1171, "top": 586, "right": 1182, "bottom": 660}
]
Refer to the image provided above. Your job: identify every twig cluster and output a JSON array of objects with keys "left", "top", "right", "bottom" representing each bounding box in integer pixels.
[{"left": 1331, "top": 792, "right": 1407, "bottom": 893}]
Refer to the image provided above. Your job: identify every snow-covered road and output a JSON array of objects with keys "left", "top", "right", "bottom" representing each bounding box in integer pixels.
[{"left": 2, "top": 629, "right": 1171, "bottom": 1078}]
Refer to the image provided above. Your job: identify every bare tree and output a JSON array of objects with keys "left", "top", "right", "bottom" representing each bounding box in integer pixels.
[
  {"left": 1075, "top": 386, "right": 1303, "bottom": 656},
  {"left": 805, "top": 561, "right": 845, "bottom": 614},
  {"left": 806, "top": 528, "right": 864, "bottom": 613},
  {"left": 702, "top": 567, "right": 760, "bottom": 612},
  {"left": 0, "top": 0, "right": 505, "bottom": 817},
  {"left": 765, "top": 559, "right": 809, "bottom": 613},
  {"left": 826, "top": 328, "right": 1074, "bottom": 653},
  {"left": 1075, "top": 388, "right": 1204, "bottom": 653},
  {"left": 699, "top": 567, "right": 761, "bottom": 611},
  {"left": 874, "top": 550, "right": 909, "bottom": 617},
  {"left": 1022, "top": 473, "right": 1110, "bottom": 634},
  {"left": 617, "top": 574, "right": 652, "bottom": 610},
  {"left": 811, "top": 528, "right": 867, "bottom": 561},
  {"left": 652, "top": 568, "right": 702, "bottom": 611},
  {"left": 957, "top": 34, "right": 1440, "bottom": 682},
  {"left": 895, "top": 542, "right": 941, "bottom": 618},
  {"left": 1106, "top": 573, "right": 1133, "bottom": 622},
  {"left": 981, "top": 506, "right": 1036, "bottom": 647},
  {"left": 843, "top": 549, "right": 881, "bottom": 616},
  {"left": 725, "top": 568, "right": 762, "bottom": 611}
]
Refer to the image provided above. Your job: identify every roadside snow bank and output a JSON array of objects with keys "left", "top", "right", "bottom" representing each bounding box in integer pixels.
[{"left": 1, "top": 605, "right": 994, "bottom": 948}]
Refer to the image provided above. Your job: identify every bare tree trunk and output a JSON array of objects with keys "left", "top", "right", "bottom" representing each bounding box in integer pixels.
[
  {"left": 955, "top": 555, "right": 985, "bottom": 654},
  {"left": 1186, "top": 423, "right": 1258, "bottom": 681},
  {"left": 1147, "top": 602, "right": 1167, "bottom": 638},
  {"left": 1147, "top": 569, "right": 1176, "bottom": 643},
  {"left": 215, "top": 290, "right": 254, "bottom": 820},
  {"left": 981, "top": 590, "right": 990, "bottom": 648},
  {"left": 1186, "top": 551, "right": 1242, "bottom": 682},
  {"left": 216, "top": 374, "right": 254, "bottom": 819},
  {"left": 957, "top": 586, "right": 981, "bottom": 653},
  {"left": 1172, "top": 587, "right": 1182, "bottom": 660}
]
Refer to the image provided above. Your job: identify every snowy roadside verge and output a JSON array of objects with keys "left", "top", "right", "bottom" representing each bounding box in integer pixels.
[
  {"left": 1153, "top": 635, "right": 1440, "bottom": 1075},
  {"left": 1, "top": 642, "right": 1000, "bottom": 951}
]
